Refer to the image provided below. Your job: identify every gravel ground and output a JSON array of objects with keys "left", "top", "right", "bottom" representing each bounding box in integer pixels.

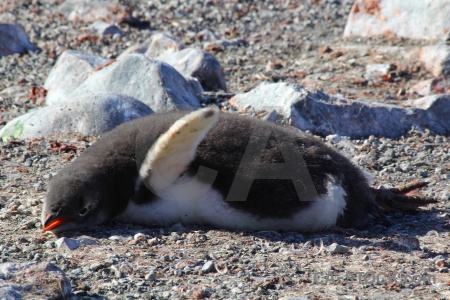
[{"left": 1, "top": 0, "right": 450, "bottom": 299}]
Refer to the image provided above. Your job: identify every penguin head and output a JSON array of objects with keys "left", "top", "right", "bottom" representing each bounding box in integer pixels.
[{"left": 42, "top": 170, "right": 110, "bottom": 232}]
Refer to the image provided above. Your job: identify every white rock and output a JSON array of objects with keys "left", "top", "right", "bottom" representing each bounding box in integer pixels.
[
  {"left": 162, "top": 48, "right": 227, "bottom": 91},
  {"left": 417, "top": 45, "right": 450, "bottom": 77},
  {"left": 134, "top": 233, "right": 146, "bottom": 240},
  {"left": 365, "top": 64, "right": 394, "bottom": 80},
  {"left": 44, "top": 50, "right": 108, "bottom": 106},
  {"left": 59, "top": 0, "right": 126, "bottom": 23},
  {"left": 409, "top": 79, "right": 434, "bottom": 96},
  {"left": 230, "top": 82, "right": 450, "bottom": 138},
  {"left": 325, "top": 134, "right": 342, "bottom": 144},
  {"left": 72, "top": 54, "right": 202, "bottom": 112},
  {"left": 145, "top": 32, "right": 185, "bottom": 60},
  {"left": 405, "top": 45, "right": 450, "bottom": 78},
  {"left": 55, "top": 237, "right": 98, "bottom": 251},
  {"left": 0, "top": 24, "right": 37, "bottom": 57},
  {"left": 118, "top": 41, "right": 151, "bottom": 59},
  {"left": 327, "top": 243, "right": 349, "bottom": 254},
  {"left": 340, "top": 44, "right": 450, "bottom": 79},
  {"left": 0, "top": 93, "right": 153, "bottom": 140},
  {"left": 55, "top": 237, "right": 80, "bottom": 250},
  {"left": 344, "top": 0, "right": 450, "bottom": 41},
  {"left": 399, "top": 162, "right": 413, "bottom": 172}
]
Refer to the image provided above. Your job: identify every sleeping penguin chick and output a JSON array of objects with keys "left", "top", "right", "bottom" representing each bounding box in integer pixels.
[{"left": 42, "top": 106, "right": 436, "bottom": 232}]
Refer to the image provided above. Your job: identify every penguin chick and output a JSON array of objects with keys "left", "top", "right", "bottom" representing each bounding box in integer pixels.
[{"left": 42, "top": 107, "right": 436, "bottom": 233}]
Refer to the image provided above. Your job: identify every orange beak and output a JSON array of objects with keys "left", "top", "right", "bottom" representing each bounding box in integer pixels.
[{"left": 43, "top": 213, "right": 66, "bottom": 231}]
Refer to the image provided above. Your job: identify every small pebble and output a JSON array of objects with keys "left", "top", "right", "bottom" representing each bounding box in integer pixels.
[
  {"left": 202, "top": 261, "right": 215, "bottom": 273},
  {"left": 327, "top": 243, "right": 349, "bottom": 254}
]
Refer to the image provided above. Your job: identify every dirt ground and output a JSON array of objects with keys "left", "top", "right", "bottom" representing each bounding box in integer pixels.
[{"left": 1, "top": 0, "right": 450, "bottom": 299}]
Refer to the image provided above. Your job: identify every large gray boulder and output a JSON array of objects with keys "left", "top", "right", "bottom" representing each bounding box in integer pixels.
[
  {"left": 0, "top": 24, "right": 37, "bottom": 57},
  {"left": 344, "top": 0, "right": 450, "bottom": 41},
  {"left": 72, "top": 53, "right": 202, "bottom": 112},
  {"left": 44, "top": 50, "right": 108, "bottom": 105},
  {"left": 0, "top": 262, "right": 71, "bottom": 299},
  {"left": 161, "top": 48, "right": 227, "bottom": 92},
  {"left": 230, "top": 82, "right": 450, "bottom": 138},
  {"left": 0, "top": 94, "right": 153, "bottom": 141}
]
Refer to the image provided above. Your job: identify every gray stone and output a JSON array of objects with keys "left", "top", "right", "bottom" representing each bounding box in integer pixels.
[
  {"left": 55, "top": 237, "right": 80, "bottom": 251},
  {"left": 261, "top": 109, "right": 279, "bottom": 123},
  {"left": 392, "top": 236, "right": 421, "bottom": 251},
  {"left": 203, "top": 38, "right": 248, "bottom": 51},
  {"left": 72, "top": 54, "right": 202, "bottom": 112},
  {"left": 90, "top": 21, "right": 123, "bottom": 37},
  {"left": 161, "top": 48, "right": 227, "bottom": 92},
  {"left": 365, "top": 64, "right": 394, "bottom": 80},
  {"left": 201, "top": 261, "right": 215, "bottom": 273},
  {"left": 344, "top": 0, "right": 450, "bottom": 41},
  {"left": 145, "top": 32, "right": 185, "bottom": 60},
  {"left": 0, "top": 93, "right": 152, "bottom": 141},
  {"left": 55, "top": 237, "right": 98, "bottom": 251},
  {"left": 0, "top": 24, "right": 37, "bottom": 57},
  {"left": 77, "top": 237, "right": 98, "bottom": 246},
  {"left": 230, "top": 82, "right": 450, "bottom": 138},
  {"left": 59, "top": 0, "right": 126, "bottom": 23},
  {"left": 0, "top": 262, "right": 71, "bottom": 299},
  {"left": 185, "top": 76, "right": 204, "bottom": 100},
  {"left": 44, "top": 50, "right": 108, "bottom": 106},
  {"left": 327, "top": 243, "right": 349, "bottom": 254},
  {"left": 196, "top": 29, "right": 218, "bottom": 41},
  {"left": 118, "top": 41, "right": 151, "bottom": 59},
  {"left": 435, "top": 259, "right": 446, "bottom": 267},
  {"left": 145, "top": 271, "right": 157, "bottom": 281},
  {"left": 325, "top": 134, "right": 343, "bottom": 144}
]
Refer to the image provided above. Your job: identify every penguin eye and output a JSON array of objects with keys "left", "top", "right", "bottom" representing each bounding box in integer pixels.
[{"left": 79, "top": 207, "right": 88, "bottom": 216}]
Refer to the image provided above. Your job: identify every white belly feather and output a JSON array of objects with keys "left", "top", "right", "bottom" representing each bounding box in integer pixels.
[{"left": 116, "top": 174, "right": 347, "bottom": 232}]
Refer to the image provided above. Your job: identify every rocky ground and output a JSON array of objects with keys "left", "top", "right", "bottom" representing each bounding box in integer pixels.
[{"left": 1, "top": 0, "right": 450, "bottom": 299}]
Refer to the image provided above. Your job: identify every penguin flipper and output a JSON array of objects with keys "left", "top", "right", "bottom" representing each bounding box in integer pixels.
[{"left": 139, "top": 106, "right": 220, "bottom": 192}]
